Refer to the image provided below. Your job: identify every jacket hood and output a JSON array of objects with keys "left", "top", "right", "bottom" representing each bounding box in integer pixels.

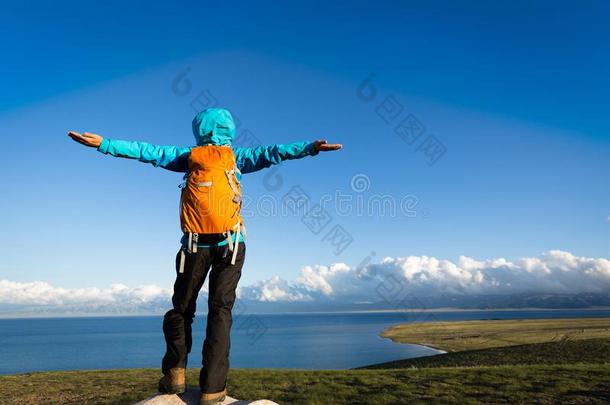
[{"left": 192, "top": 108, "right": 236, "bottom": 146}]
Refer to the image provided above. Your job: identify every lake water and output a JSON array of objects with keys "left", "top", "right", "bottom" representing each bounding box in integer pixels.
[{"left": 1, "top": 309, "right": 609, "bottom": 374}]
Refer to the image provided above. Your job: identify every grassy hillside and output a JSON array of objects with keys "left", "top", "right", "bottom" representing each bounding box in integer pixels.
[
  {"left": 1, "top": 365, "right": 610, "bottom": 404},
  {"left": 381, "top": 317, "right": 610, "bottom": 351},
  {"left": 359, "top": 337, "right": 610, "bottom": 369}
]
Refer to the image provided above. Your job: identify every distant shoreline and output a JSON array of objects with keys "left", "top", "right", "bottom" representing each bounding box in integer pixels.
[
  {"left": 2, "top": 306, "right": 610, "bottom": 320},
  {"left": 379, "top": 317, "right": 610, "bottom": 352}
]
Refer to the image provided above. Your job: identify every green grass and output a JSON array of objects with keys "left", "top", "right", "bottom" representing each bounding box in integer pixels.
[
  {"left": 381, "top": 317, "right": 610, "bottom": 351},
  {"left": 359, "top": 337, "right": 610, "bottom": 369},
  {"left": 1, "top": 365, "right": 610, "bottom": 404}
]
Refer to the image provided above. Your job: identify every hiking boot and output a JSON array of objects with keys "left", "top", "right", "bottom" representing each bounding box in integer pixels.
[
  {"left": 200, "top": 389, "right": 227, "bottom": 405},
  {"left": 158, "top": 367, "right": 186, "bottom": 394}
]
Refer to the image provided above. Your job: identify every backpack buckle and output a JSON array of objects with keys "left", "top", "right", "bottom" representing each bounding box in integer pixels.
[{"left": 192, "top": 233, "right": 198, "bottom": 253}]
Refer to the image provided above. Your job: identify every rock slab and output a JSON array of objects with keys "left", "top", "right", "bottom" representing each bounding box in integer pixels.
[{"left": 135, "top": 389, "right": 279, "bottom": 405}]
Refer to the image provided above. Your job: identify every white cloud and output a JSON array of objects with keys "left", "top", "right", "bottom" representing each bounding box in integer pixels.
[
  {"left": 1, "top": 250, "right": 610, "bottom": 314},
  {"left": 236, "top": 250, "right": 610, "bottom": 302},
  {"left": 0, "top": 280, "right": 172, "bottom": 314},
  {"left": 238, "top": 276, "right": 314, "bottom": 302}
]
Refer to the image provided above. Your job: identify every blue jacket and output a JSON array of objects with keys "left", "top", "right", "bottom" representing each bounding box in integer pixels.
[
  {"left": 98, "top": 108, "right": 318, "bottom": 173},
  {"left": 96, "top": 108, "right": 319, "bottom": 246},
  {"left": 96, "top": 138, "right": 318, "bottom": 177}
]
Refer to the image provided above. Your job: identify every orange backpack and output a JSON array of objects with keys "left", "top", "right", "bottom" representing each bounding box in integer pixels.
[{"left": 179, "top": 145, "right": 244, "bottom": 265}]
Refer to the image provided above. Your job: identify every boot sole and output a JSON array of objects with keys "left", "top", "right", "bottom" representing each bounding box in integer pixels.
[
  {"left": 158, "top": 382, "right": 186, "bottom": 395},
  {"left": 200, "top": 395, "right": 226, "bottom": 405}
]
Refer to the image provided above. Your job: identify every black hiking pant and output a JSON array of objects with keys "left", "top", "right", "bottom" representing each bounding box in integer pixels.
[{"left": 161, "top": 242, "right": 245, "bottom": 393}]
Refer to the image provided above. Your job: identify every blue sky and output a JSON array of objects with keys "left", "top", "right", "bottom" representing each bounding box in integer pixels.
[{"left": 1, "top": 1, "right": 610, "bottom": 308}]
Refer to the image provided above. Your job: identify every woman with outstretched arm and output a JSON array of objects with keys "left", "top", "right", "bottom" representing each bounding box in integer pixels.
[{"left": 68, "top": 108, "right": 341, "bottom": 405}]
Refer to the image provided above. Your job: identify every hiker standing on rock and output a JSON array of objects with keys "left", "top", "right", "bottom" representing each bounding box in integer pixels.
[{"left": 68, "top": 108, "right": 341, "bottom": 405}]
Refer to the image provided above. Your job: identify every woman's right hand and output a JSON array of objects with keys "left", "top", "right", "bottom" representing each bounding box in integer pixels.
[{"left": 68, "top": 131, "right": 103, "bottom": 148}]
